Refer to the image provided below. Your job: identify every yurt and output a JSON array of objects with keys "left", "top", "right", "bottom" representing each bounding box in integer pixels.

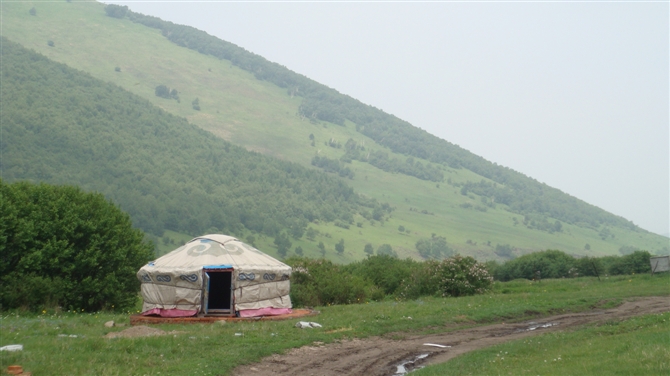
[{"left": 137, "top": 234, "right": 292, "bottom": 318}]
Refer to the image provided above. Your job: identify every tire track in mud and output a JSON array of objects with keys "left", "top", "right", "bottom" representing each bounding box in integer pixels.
[{"left": 232, "top": 296, "right": 669, "bottom": 376}]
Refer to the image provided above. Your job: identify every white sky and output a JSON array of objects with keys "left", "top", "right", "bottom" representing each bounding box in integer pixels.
[{"left": 102, "top": 1, "right": 669, "bottom": 237}]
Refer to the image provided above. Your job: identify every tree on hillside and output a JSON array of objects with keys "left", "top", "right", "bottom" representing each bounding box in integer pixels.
[
  {"left": 377, "top": 244, "right": 397, "bottom": 257},
  {"left": 274, "top": 232, "right": 292, "bottom": 258},
  {"left": 335, "top": 239, "right": 345, "bottom": 255},
  {"left": 105, "top": 4, "right": 128, "bottom": 19},
  {"left": 364, "top": 243, "right": 374, "bottom": 256},
  {"left": 0, "top": 180, "right": 153, "bottom": 312}
]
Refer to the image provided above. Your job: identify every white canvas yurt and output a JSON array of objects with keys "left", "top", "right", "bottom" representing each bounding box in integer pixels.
[{"left": 137, "top": 234, "right": 292, "bottom": 318}]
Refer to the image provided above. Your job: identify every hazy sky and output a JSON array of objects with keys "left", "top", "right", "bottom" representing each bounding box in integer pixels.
[{"left": 102, "top": 1, "right": 669, "bottom": 236}]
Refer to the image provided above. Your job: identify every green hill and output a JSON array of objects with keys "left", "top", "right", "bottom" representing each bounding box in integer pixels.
[{"left": 1, "top": 1, "right": 667, "bottom": 260}]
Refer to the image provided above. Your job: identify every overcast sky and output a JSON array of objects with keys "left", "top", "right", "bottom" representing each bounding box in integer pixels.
[{"left": 102, "top": 1, "right": 669, "bottom": 237}]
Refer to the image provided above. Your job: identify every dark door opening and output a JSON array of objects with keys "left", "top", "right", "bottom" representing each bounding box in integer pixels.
[{"left": 204, "top": 270, "right": 233, "bottom": 315}]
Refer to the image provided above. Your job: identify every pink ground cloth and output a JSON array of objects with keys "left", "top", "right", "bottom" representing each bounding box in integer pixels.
[
  {"left": 141, "top": 308, "right": 199, "bottom": 317},
  {"left": 238, "top": 307, "right": 293, "bottom": 318}
]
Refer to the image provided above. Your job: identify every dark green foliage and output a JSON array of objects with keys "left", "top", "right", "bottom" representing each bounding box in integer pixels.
[
  {"left": 415, "top": 235, "right": 454, "bottom": 259},
  {"left": 376, "top": 244, "right": 397, "bottom": 257},
  {"left": 493, "top": 250, "right": 578, "bottom": 281},
  {"left": 364, "top": 243, "right": 374, "bottom": 255},
  {"left": 606, "top": 251, "right": 651, "bottom": 275},
  {"left": 104, "top": 4, "right": 128, "bottom": 19},
  {"left": 619, "top": 245, "right": 637, "bottom": 255},
  {"left": 294, "top": 246, "right": 303, "bottom": 256},
  {"left": 192, "top": 97, "right": 200, "bottom": 111},
  {"left": 0, "top": 180, "right": 153, "bottom": 312},
  {"left": 492, "top": 250, "right": 652, "bottom": 281},
  {"left": 114, "top": 66, "right": 121, "bottom": 72},
  {"left": 311, "top": 155, "right": 354, "bottom": 179},
  {"left": 345, "top": 255, "right": 415, "bottom": 296},
  {"left": 287, "top": 255, "right": 492, "bottom": 307},
  {"left": 317, "top": 242, "right": 326, "bottom": 256},
  {"left": 29, "top": 7, "right": 36, "bottom": 16},
  {"left": 286, "top": 258, "right": 378, "bottom": 307},
  {"left": 155, "top": 84, "right": 170, "bottom": 98},
  {"left": 273, "top": 232, "right": 292, "bottom": 258},
  {"left": 494, "top": 244, "right": 514, "bottom": 259},
  {"left": 1, "top": 38, "right": 390, "bottom": 239},
  {"left": 335, "top": 239, "right": 345, "bottom": 254},
  {"left": 47, "top": 40, "right": 54, "bottom": 47}
]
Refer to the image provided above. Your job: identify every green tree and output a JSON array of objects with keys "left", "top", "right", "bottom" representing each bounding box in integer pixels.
[
  {"left": 364, "top": 243, "right": 374, "bottom": 256},
  {"left": 29, "top": 7, "right": 36, "bottom": 16},
  {"left": 155, "top": 84, "right": 170, "bottom": 99},
  {"left": 335, "top": 239, "right": 345, "bottom": 255},
  {"left": 398, "top": 225, "right": 405, "bottom": 232},
  {"left": 377, "top": 244, "right": 397, "bottom": 257},
  {"left": 0, "top": 180, "right": 153, "bottom": 312},
  {"left": 274, "top": 232, "right": 292, "bottom": 258},
  {"left": 192, "top": 97, "right": 200, "bottom": 111},
  {"left": 318, "top": 241, "right": 326, "bottom": 257},
  {"left": 104, "top": 4, "right": 128, "bottom": 18},
  {"left": 295, "top": 246, "right": 304, "bottom": 256}
]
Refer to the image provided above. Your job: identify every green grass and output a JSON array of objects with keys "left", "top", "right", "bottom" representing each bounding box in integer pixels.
[
  {"left": 2, "top": 1, "right": 668, "bottom": 261},
  {"left": 1, "top": 274, "right": 668, "bottom": 375},
  {"left": 414, "top": 312, "right": 670, "bottom": 376}
]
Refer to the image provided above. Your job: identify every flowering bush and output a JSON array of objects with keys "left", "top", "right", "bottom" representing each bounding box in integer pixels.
[
  {"left": 434, "top": 255, "right": 494, "bottom": 297},
  {"left": 398, "top": 256, "right": 493, "bottom": 299}
]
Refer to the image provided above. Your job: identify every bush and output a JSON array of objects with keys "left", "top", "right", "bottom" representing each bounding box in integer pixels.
[
  {"left": 345, "top": 255, "right": 417, "bottom": 296},
  {"left": 398, "top": 256, "right": 493, "bottom": 298},
  {"left": 0, "top": 180, "right": 153, "bottom": 312},
  {"left": 493, "top": 250, "right": 576, "bottom": 281},
  {"left": 607, "top": 251, "right": 651, "bottom": 275},
  {"left": 285, "top": 257, "right": 379, "bottom": 307}
]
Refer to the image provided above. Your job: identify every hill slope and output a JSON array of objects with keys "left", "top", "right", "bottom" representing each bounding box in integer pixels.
[{"left": 1, "top": 1, "right": 667, "bottom": 260}]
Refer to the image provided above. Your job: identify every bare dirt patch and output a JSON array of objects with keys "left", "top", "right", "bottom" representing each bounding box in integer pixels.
[{"left": 232, "top": 296, "right": 669, "bottom": 376}]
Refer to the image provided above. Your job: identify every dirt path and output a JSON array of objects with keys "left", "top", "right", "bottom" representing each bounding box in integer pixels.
[{"left": 232, "top": 296, "right": 669, "bottom": 376}]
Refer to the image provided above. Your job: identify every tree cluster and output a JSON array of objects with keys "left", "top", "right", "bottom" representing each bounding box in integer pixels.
[{"left": 0, "top": 180, "right": 153, "bottom": 312}]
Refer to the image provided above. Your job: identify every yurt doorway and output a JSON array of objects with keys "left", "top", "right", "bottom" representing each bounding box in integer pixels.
[{"left": 203, "top": 266, "right": 234, "bottom": 316}]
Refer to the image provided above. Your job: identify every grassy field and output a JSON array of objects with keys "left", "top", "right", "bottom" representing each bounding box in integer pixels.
[
  {"left": 2, "top": 1, "right": 668, "bottom": 262},
  {"left": 415, "top": 311, "right": 669, "bottom": 376},
  {"left": 1, "top": 274, "right": 668, "bottom": 375}
]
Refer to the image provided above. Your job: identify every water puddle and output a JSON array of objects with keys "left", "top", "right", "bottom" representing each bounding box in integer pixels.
[
  {"left": 393, "top": 353, "right": 429, "bottom": 375},
  {"left": 522, "top": 322, "right": 559, "bottom": 331}
]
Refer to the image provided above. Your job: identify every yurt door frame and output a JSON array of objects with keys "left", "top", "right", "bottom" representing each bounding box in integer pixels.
[{"left": 202, "top": 265, "right": 234, "bottom": 316}]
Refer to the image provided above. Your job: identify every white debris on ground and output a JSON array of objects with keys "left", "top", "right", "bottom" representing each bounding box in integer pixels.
[{"left": 295, "top": 321, "right": 322, "bottom": 329}]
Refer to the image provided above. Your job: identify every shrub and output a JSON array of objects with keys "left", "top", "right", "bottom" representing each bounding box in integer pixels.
[
  {"left": 345, "top": 255, "right": 417, "bottom": 296},
  {"left": 607, "top": 251, "right": 651, "bottom": 275},
  {"left": 285, "top": 257, "right": 378, "bottom": 307},
  {"left": 398, "top": 256, "right": 493, "bottom": 298},
  {"left": 432, "top": 255, "right": 493, "bottom": 297},
  {"left": 0, "top": 180, "right": 153, "bottom": 312},
  {"left": 493, "top": 250, "right": 576, "bottom": 281}
]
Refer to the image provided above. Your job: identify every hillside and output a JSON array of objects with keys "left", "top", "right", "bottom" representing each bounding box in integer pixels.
[{"left": 1, "top": 1, "right": 667, "bottom": 260}]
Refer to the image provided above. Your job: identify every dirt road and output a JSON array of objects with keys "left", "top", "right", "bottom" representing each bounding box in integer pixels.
[{"left": 232, "top": 296, "right": 669, "bottom": 376}]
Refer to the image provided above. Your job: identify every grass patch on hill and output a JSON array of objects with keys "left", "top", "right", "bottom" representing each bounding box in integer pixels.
[{"left": 1, "top": 273, "right": 668, "bottom": 375}]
